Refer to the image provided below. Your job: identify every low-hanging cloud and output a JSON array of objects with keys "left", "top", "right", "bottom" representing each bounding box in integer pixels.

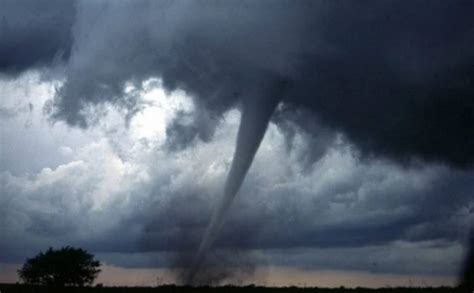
[
  {"left": 0, "top": 0, "right": 75, "bottom": 75},
  {"left": 2, "top": 1, "right": 473, "bottom": 167}
]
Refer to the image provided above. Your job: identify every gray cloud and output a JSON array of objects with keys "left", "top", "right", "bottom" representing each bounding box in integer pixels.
[
  {"left": 36, "top": 1, "right": 474, "bottom": 169},
  {"left": 0, "top": 0, "right": 75, "bottom": 75},
  {"left": 4, "top": 1, "right": 472, "bottom": 167},
  {"left": 3, "top": 105, "right": 472, "bottom": 276}
]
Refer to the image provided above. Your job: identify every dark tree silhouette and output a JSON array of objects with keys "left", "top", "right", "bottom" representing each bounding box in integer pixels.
[
  {"left": 18, "top": 246, "right": 101, "bottom": 287},
  {"left": 461, "top": 229, "right": 474, "bottom": 290}
]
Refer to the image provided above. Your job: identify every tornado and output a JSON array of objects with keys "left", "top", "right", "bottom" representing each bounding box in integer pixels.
[{"left": 185, "top": 82, "right": 285, "bottom": 284}]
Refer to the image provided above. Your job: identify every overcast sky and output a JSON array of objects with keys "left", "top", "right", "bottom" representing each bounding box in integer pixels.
[{"left": 1, "top": 0, "right": 473, "bottom": 287}]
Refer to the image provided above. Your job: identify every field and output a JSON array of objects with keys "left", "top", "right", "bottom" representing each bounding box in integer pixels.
[{"left": 0, "top": 284, "right": 469, "bottom": 293}]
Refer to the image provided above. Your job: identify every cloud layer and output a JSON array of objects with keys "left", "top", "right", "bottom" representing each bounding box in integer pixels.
[
  {"left": 1, "top": 73, "right": 473, "bottom": 278},
  {"left": 2, "top": 1, "right": 473, "bottom": 168}
]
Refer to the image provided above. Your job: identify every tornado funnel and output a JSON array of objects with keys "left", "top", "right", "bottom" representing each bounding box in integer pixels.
[{"left": 185, "top": 82, "right": 285, "bottom": 283}]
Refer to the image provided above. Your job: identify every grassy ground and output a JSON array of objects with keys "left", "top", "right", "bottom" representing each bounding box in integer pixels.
[{"left": 0, "top": 284, "right": 468, "bottom": 293}]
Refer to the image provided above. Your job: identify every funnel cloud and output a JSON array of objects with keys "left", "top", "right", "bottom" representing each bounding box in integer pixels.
[{"left": 185, "top": 80, "right": 285, "bottom": 282}]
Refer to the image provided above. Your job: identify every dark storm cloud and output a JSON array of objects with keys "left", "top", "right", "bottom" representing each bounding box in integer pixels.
[
  {"left": 2, "top": 1, "right": 473, "bottom": 166},
  {"left": 165, "top": 108, "right": 218, "bottom": 151},
  {"left": 10, "top": 0, "right": 468, "bottom": 168},
  {"left": 0, "top": 0, "right": 75, "bottom": 75},
  {"left": 272, "top": 106, "right": 338, "bottom": 171}
]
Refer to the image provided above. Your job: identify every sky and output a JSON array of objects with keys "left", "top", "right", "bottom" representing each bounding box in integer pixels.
[{"left": 1, "top": 0, "right": 473, "bottom": 287}]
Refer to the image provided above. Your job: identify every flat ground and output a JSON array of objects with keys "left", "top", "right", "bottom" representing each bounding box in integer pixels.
[{"left": 0, "top": 284, "right": 469, "bottom": 293}]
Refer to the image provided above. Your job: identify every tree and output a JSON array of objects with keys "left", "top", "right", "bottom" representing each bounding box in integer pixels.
[
  {"left": 18, "top": 246, "right": 101, "bottom": 287},
  {"left": 460, "top": 229, "right": 474, "bottom": 290}
]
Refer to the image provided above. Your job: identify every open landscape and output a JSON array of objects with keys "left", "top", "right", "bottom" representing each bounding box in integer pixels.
[{"left": 0, "top": 284, "right": 468, "bottom": 293}]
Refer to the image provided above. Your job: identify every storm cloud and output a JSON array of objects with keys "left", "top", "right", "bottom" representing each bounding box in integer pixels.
[
  {"left": 0, "top": 0, "right": 75, "bottom": 75},
  {"left": 1, "top": 1, "right": 471, "bottom": 168},
  {"left": 1, "top": 0, "right": 473, "bottom": 286}
]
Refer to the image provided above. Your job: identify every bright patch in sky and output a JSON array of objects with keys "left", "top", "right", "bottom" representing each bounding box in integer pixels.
[{"left": 129, "top": 79, "right": 194, "bottom": 143}]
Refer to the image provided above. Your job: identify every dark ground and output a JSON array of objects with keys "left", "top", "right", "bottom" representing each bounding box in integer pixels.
[{"left": 0, "top": 284, "right": 470, "bottom": 293}]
